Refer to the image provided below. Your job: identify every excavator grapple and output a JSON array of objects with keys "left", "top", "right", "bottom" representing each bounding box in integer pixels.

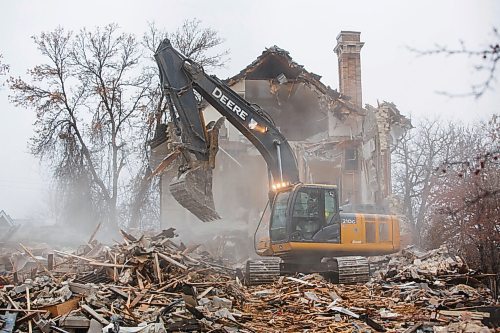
[
  {"left": 168, "top": 117, "right": 225, "bottom": 222},
  {"left": 169, "top": 165, "right": 220, "bottom": 222}
]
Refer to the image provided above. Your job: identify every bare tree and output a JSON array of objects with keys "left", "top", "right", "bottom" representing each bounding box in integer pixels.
[
  {"left": 9, "top": 25, "right": 153, "bottom": 231},
  {"left": 393, "top": 115, "right": 499, "bottom": 259},
  {"left": 409, "top": 27, "right": 499, "bottom": 98},
  {"left": 9, "top": 20, "right": 229, "bottom": 232},
  {"left": 392, "top": 119, "right": 459, "bottom": 245},
  {"left": 428, "top": 116, "right": 499, "bottom": 282},
  {"left": 143, "top": 19, "right": 229, "bottom": 69}
]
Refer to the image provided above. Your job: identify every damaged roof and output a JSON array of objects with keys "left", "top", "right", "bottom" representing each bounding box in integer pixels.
[
  {"left": 225, "top": 46, "right": 334, "bottom": 96},
  {"left": 224, "top": 45, "right": 363, "bottom": 116},
  {"left": 226, "top": 46, "right": 323, "bottom": 86}
]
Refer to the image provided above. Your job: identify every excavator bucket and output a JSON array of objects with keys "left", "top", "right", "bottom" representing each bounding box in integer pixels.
[{"left": 169, "top": 164, "right": 220, "bottom": 222}]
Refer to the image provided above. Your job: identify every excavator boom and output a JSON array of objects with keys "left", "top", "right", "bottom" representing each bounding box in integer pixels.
[{"left": 154, "top": 39, "right": 299, "bottom": 221}]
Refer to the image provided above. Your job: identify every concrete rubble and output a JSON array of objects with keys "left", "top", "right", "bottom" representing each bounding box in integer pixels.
[{"left": 0, "top": 232, "right": 498, "bottom": 333}]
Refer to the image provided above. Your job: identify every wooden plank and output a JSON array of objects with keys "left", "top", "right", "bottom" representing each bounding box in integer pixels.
[
  {"left": 197, "top": 287, "right": 214, "bottom": 300},
  {"left": 88, "top": 261, "right": 133, "bottom": 268},
  {"left": 157, "top": 252, "right": 188, "bottom": 270},
  {"left": 129, "top": 291, "right": 147, "bottom": 309},
  {"left": 438, "top": 309, "right": 490, "bottom": 318},
  {"left": 126, "top": 291, "right": 131, "bottom": 308},
  {"left": 5, "top": 296, "right": 20, "bottom": 311},
  {"left": 113, "top": 253, "right": 117, "bottom": 282},
  {"left": 88, "top": 222, "right": 102, "bottom": 245},
  {"left": 108, "top": 286, "right": 128, "bottom": 299},
  {"left": 145, "top": 295, "right": 154, "bottom": 309},
  {"left": 114, "top": 305, "right": 139, "bottom": 325},
  {"left": 81, "top": 305, "right": 109, "bottom": 325},
  {"left": 138, "top": 301, "right": 171, "bottom": 306},
  {"left": 0, "top": 309, "right": 47, "bottom": 313},
  {"left": 40, "top": 297, "right": 80, "bottom": 317},
  {"left": 181, "top": 253, "right": 200, "bottom": 265},
  {"left": 286, "top": 276, "right": 315, "bottom": 286},
  {"left": 15, "top": 312, "right": 38, "bottom": 325},
  {"left": 154, "top": 253, "right": 162, "bottom": 284},
  {"left": 53, "top": 250, "right": 93, "bottom": 262},
  {"left": 26, "top": 287, "right": 32, "bottom": 333},
  {"left": 55, "top": 250, "right": 132, "bottom": 268},
  {"left": 119, "top": 229, "right": 138, "bottom": 242},
  {"left": 59, "top": 316, "right": 91, "bottom": 328},
  {"left": 47, "top": 254, "right": 54, "bottom": 271},
  {"left": 137, "top": 272, "right": 145, "bottom": 290}
]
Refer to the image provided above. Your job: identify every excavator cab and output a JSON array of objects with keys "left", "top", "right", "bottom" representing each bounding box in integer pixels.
[
  {"left": 250, "top": 183, "right": 374, "bottom": 285},
  {"left": 248, "top": 183, "right": 400, "bottom": 285},
  {"left": 270, "top": 184, "right": 341, "bottom": 244}
]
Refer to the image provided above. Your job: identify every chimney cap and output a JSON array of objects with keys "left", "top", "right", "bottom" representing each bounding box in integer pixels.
[{"left": 336, "top": 31, "right": 361, "bottom": 42}]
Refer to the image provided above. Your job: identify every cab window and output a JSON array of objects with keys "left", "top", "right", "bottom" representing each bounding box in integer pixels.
[
  {"left": 292, "top": 189, "right": 321, "bottom": 218},
  {"left": 325, "top": 190, "right": 338, "bottom": 224},
  {"left": 270, "top": 191, "right": 290, "bottom": 241},
  {"left": 291, "top": 189, "right": 322, "bottom": 239}
]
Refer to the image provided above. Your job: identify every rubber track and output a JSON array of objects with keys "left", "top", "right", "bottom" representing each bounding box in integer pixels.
[
  {"left": 336, "top": 256, "right": 370, "bottom": 284},
  {"left": 245, "top": 258, "right": 281, "bottom": 285}
]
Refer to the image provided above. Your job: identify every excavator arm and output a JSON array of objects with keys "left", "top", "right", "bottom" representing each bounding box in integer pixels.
[{"left": 154, "top": 39, "right": 299, "bottom": 221}]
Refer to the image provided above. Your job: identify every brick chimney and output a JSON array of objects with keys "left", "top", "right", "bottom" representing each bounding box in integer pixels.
[{"left": 334, "top": 31, "right": 364, "bottom": 108}]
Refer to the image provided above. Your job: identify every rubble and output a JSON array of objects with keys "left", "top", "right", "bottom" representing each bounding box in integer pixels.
[{"left": 0, "top": 233, "right": 498, "bottom": 332}]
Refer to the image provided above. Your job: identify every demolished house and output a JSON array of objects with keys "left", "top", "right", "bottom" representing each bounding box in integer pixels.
[{"left": 152, "top": 31, "right": 411, "bottom": 229}]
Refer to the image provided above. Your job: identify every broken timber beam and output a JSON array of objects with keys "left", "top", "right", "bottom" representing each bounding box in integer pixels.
[
  {"left": 81, "top": 305, "right": 109, "bottom": 326},
  {"left": 157, "top": 252, "right": 188, "bottom": 270}
]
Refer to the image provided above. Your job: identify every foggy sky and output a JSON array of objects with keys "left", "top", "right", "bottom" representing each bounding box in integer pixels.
[{"left": 0, "top": 0, "right": 498, "bottom": 219}]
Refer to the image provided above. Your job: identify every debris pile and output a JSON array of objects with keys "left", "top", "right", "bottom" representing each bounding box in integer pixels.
[{"left": 0, "top": 233, "right": 498, "bottom": 332}]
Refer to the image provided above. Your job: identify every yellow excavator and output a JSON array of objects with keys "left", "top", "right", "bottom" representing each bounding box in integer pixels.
[{"left": 154, "top": 39, "right": 400, "bottom": 284}]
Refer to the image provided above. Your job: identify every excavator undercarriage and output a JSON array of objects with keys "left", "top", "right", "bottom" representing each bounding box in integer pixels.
[{"left": 244, "top": 256, "right": 370, "bottom": 285}]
